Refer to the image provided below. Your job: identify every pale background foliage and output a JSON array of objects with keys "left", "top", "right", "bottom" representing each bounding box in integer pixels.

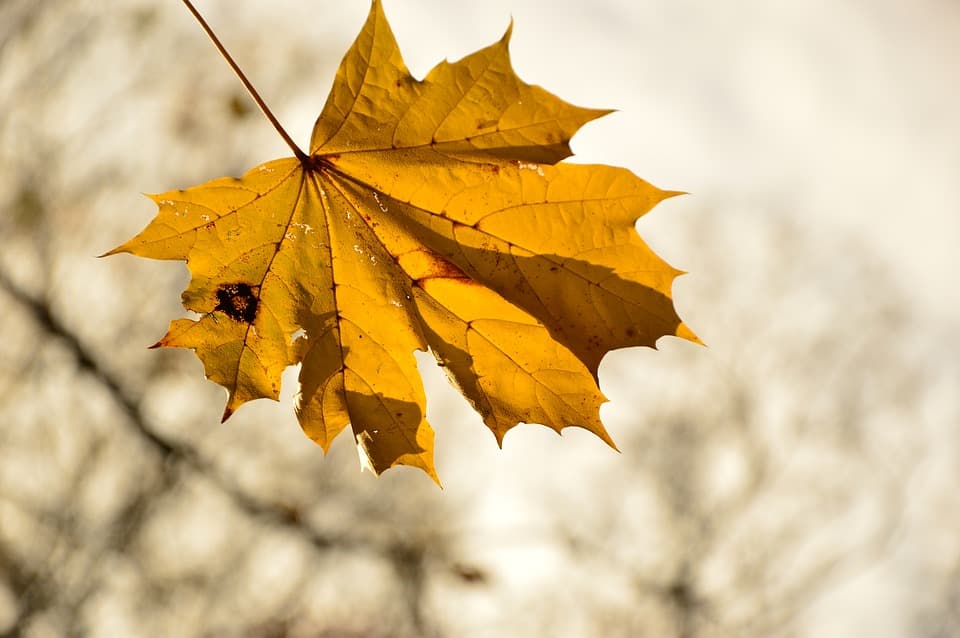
[{"left": 1, "top": 1, "right": 958, "bottom": 636}]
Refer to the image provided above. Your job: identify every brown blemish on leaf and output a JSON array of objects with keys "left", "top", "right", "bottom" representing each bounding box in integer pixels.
[{"left": 215, "top": 283, "right": 259, "bottom": 323}]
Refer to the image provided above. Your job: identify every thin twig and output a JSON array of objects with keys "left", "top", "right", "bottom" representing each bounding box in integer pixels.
[{"left": 179, "top": 0, "right": 309, "bottom": 163}]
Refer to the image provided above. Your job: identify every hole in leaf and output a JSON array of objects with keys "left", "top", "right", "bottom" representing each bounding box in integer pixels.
[{"left": 215, "top": 283, "right": 259, "bottom": 323}]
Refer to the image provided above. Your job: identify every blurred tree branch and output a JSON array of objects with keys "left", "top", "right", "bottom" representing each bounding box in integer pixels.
[
  {"left": 0, "top": 266, "right": 416, "bottom": 555},
  {"left": 0, "top": 265, "right": 459, "bottom": 636}
]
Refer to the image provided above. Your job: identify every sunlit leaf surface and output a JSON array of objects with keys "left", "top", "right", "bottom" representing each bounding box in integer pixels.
[{"left": 107, "top": 0, "right": 696, "bottom": 481}]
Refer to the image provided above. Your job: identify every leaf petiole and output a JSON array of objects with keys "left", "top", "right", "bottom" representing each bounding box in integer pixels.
[{"left": 180, "top": 0, "right": 309, "bottom": 163}]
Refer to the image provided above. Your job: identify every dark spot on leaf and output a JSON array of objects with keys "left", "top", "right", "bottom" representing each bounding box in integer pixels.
[
  {"left": 625, "top": 327, "right": 637, "bottom": 338},
  {"left": 215, "top": 283, "right": 259, "bottom": 323}
]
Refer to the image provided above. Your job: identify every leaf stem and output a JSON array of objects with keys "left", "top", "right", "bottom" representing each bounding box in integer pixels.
[{"left": 180, "top": 0, "right": 309, "bottom": 163}]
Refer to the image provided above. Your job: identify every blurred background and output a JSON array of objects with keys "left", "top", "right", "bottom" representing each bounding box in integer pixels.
[{"left": 1, "top": 0, "right": 958, "bottom": 636}]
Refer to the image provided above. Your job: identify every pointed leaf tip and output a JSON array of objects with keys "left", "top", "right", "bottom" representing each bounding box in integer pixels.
[
  {"left": 501, "top": 18, "right": 514, "bottom": 44},
  {"left": 676, "top": 322, "right": 703, "bottom": 346},
  {"left": 592, "top": 422, "right": 619, "bottom": 452}
]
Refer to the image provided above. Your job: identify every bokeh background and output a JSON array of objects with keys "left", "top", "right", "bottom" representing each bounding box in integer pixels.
[{"left": 2, "top": 0, "right": 958, "bottom": 636}]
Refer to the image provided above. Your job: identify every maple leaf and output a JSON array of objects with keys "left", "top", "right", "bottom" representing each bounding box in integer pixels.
[{"left": 106, "top": 0, "right": 697, "bottom": 482}]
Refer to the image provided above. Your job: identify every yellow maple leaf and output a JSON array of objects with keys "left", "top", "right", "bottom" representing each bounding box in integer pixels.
[{"left": 106, "top": 0, "right": 697, "bottom": 482}]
